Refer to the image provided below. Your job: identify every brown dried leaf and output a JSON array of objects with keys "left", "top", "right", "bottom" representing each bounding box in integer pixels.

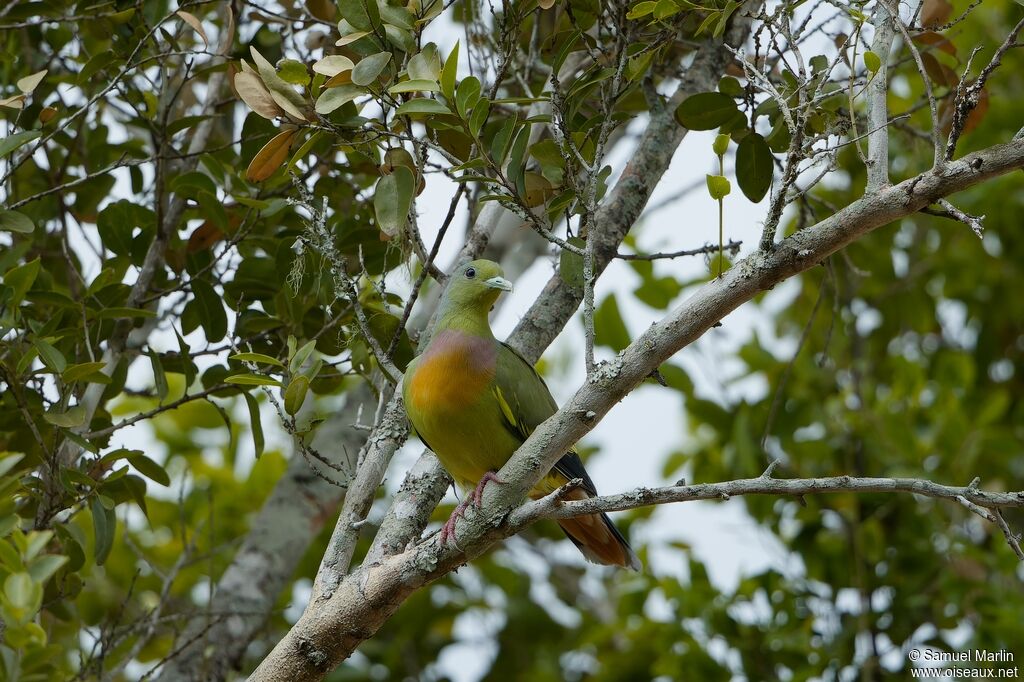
[
  {"left": 920, "top": 0, "right": 953, "bottom": 28},
  {"left": 246, "top": 129, "right": 298, "bottom": 182},
  {"left": 176, "top": 10, "right": 208, "bottom": 47},
  {"left": 187, "top": 221, "right": 225, "bottom": 253},
  {"left": 234, "top": 71, "right": 285, "bottom": 119},
  {"left": 306, "top": 0, "right": 337, "bottom": 21},
  {"left": 913, "top": 31, "right": 957, "bottom": 57},
  {"left": 921, "top": 52, "right": 956, "bottom": 88},
  {"left": 38, "top": 106, "right": 58, "bottom": 124},
  {"left": 963, "top": 88, "right": 989, "bottom": 135}
]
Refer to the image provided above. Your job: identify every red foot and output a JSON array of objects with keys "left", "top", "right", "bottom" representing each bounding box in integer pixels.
[
  {"left": 438, "top": 471, "right": 505, "bottom": 546},
  {"left": 469, "top": 471, "right": 504, "bottom": 506}
]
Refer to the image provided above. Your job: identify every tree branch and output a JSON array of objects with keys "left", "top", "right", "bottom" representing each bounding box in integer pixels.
[{"left": 249, "top": 136, "right": 1024, "bottom": 682}]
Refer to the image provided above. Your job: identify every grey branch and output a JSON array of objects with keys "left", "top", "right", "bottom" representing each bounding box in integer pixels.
[
  {"left": 518, "top": 475, "right": 1024, "bottom": 523},
  {"left": 249, "top": 136, "right": 1024, "bottom": 682},
  {"left": 866, "top": 1, "right": 895, "bottom": 190}
]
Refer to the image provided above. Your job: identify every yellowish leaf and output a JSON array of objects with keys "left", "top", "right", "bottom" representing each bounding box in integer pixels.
[
  {"left": 234, "top": 71, "right": 285, "bottom": 119},
  {"left": 0, "top": 95, "right": 25, "bottom": 109},
  {"left": 538, "top": 0, "right": 556, "bottom": 8},
  {"left": 246, "top": 129, "right": 298, "bottom": 182},
  {"left": 335, "top": 31, "right": 369, "bottom": 47},
  {"left": 176, "top": 10, "right": 209, "bottom": 47},
  {"left": 250, "top": 47, "right": 309, "bottom": 122},
  {"left": 17, "top": 69, "right": 47, "bottom": 94},
  {"left": 312, "top": 55, "right": 355, "bottom": 77},
  {"left": 323, "top": 71, "right": 354, "bottom": 87}
]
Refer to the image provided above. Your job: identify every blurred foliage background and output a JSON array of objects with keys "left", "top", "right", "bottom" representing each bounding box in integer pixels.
[{"left": 0, "top": 0, "right": 1022, "bottom": 680}]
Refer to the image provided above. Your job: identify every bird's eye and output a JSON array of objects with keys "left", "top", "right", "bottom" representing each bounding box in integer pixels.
[{"left": 465, "top": 267, "right": 476, "bottom": 279}]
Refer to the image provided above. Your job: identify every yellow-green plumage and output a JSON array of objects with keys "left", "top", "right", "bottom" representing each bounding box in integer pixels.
[{"left": 403, "top": 260, "right": 639, "bottom": 569}]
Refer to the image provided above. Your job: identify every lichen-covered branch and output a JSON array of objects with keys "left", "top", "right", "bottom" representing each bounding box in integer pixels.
[{"left": 249, "top": 107, "right": 1024, "bottom": 682}]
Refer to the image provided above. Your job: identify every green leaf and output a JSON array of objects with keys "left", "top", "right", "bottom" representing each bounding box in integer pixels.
[
  {"left": 407, "top": 44, "right": 441, "bottom": 81},
  {"left": 374, "top": 166, "right": 415, "bottom": 237},
  {"left": 718, "top": 76, "right": 744, "bottom": 97},
  {"left": 315, "top": 84, "right": 364, "bottom": 114},
  {"left": 735, "top": 133, "right": 773, "bottom": 202},
  {"left": 441, "top": 42, "right": 459, "bottom": 100},
  {"left": 864, "top": 50, "right": 882, "bottom": 73},
  {"left": 455, "top": 76, "right": 481, "bottom": 118},
  {"left": 33, "top": 339, "right": 66, "bottom": 373},
  {"left": 174, "top": 328, "right": 194, "bottom": 388},
  {"left": 0, "top": 130, "right": 41, "bottom": 157},
  {"left": 289, "top": 340, "right": 317, "bottom": 374},
  {"left": 351, "top": 52, "right": 391, "bottom": 86},
  {"left": 90, "top": 497, "right": 115, "bottom": 566},
  {"left": 190, "top": 279, "right": 227, "bottom": 343},
  {"left": 338, "top": 0, "right": 379, "bottom": 31},
  {"left": 490, "top": 115, "right": 518, "bottom": 164},
  {"left": 706, "top": 174, "right": 731, "bottom": 200},
  {"left": 594, "top": 295, "right": 630, "bottom": 352},
  {"left": 277, "top": 59, "right": 310, "bottom": 85},
  {"left": 284, "top": 375, "right": 310, "bottom": 416},
  {"left": 225, "top": 374, "right": 283, "bottom": 387},
  {"left": 713, "top": 133, "right": 730, "bottom": 157},
  {"left": 559, "top": 236, "right": 585, "bottom": 290},
  {"left": 243, "top": 392, "right": 264, "bottom": 459},
  {"left": 4, "top": 257, "right": 40, "bottom": 306},
  {"left": 4, "top": 572, "right": 34, "bottom": 610},
  {"left": 149, "top": 351, "right": 168, "bottom": 400},
  {"left": 170, "top": 170, "right": 217, "bottom": 198},
  {"left": 230, "top": 352, "right": 285, "bottom": 367},
  {"left": 127, "top": 453, "right": 170, "bottom": 487},
  {"left": 0, "top": 209, "right": 34, "bottom": 234},
  {"left": 387, "top": 79, "right": 440, "bottom": 94},
  {"left": 63, "top": 361, "right": 108, "bottom": 384},
  {"left": 27, "top": 555, "right": 67, "bottom": 584},
  {"left": 43, "top": 406, "right": 87, "bottom": 428},
  {"left": 674, "top": 92, "right": 740, "bottom": 131},
  {"left": 394, "top": 98, "right": 450, "bottom": 116},
  {"left": 0, "top": 453, "right": 25, "bottom": 479}
]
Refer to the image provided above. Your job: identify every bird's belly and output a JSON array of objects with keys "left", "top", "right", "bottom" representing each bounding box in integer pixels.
[{"left": 413, "top": 399, "right": 521, "bottom": 490}]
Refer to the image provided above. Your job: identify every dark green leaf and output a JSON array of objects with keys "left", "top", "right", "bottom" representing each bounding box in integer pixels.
[
  {"left": 735, "top": 133, "right": 773, "bottom": 202},
  {"left": 90, "top": 497, "right": 115, "bottom": 566},
  {"left": 243, "top": 392, "right": 264, "bottom": 458},
  {"left": 674, "top": 92, "right": 740, "bottom": 131},
  {"left": 284, "top": 375, "right": 309, "bottom": 415},
  {"left": 0, "top": 210, "right": 34, "bottom": 234},
  {"left": 374, "top": 166, "right": 415, "bottom": 237},
  {"left": 190, "top": 279, "right": 227, "bottom": 343}
]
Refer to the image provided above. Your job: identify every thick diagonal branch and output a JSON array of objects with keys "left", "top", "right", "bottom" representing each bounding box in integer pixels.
[{"left": 249, "top": 137, "right": 1024, "bottom": 682}]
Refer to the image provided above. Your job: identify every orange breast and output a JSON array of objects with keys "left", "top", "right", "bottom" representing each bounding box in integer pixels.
[{"left": 408, "top": 333, "right": 496, "bottom": 414}]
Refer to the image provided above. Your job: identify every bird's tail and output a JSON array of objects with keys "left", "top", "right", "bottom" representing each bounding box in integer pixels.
[{"left": 556, "top": 489, "right": 640, "bottom": 570}]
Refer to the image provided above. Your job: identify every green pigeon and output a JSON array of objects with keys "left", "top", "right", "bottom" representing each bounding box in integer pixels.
[{"left": 403, "top": 259, "right": 640, "bottom": 569}]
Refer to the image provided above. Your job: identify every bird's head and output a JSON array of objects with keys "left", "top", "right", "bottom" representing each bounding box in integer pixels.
[{"left": 442, "top": 259, "right": 513, "bottom": 313}]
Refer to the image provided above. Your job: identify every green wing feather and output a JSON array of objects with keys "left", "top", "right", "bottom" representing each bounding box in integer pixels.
[{"left": 493, "top": 342, "right": 598, "bottom": 496}]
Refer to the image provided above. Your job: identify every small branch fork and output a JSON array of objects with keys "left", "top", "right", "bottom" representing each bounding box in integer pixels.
[
  {"left": 920, "top": 198, "right": 985, "bottom": 238},
  {"left": 519, "top": 472, "right": 1024, "bottom": 561}
]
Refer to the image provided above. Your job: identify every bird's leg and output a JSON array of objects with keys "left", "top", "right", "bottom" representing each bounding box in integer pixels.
[
  {"left": 439, "top": 497, "right": 471, "bottom": 546},
  {"left": 469, "top": 471, "right": 504, "bottom": 507},
  {"left": 438, "top": 472, "right": 505, "bottom": 546}
]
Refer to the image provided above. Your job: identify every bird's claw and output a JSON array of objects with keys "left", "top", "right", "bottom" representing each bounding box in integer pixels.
[{"left": 438, "top": 471, "right": 505, "bottom": 546}]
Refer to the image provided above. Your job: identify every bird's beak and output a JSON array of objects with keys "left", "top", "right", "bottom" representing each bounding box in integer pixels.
[{"left": 484, "top": 276, "right": 513, "bottom": 292}]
